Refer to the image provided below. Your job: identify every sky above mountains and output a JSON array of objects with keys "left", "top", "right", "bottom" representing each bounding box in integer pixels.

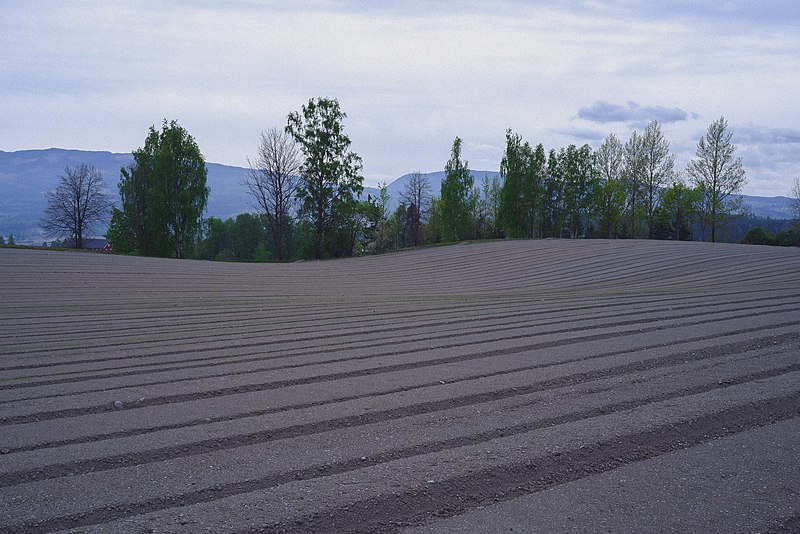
[{"left": 2, "top": 1, "right": 798, "bottom": 196}]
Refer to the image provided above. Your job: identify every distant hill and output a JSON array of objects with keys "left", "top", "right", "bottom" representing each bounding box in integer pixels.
[{"left": 0, "top": 148, "right": 794, "bottom": 243}]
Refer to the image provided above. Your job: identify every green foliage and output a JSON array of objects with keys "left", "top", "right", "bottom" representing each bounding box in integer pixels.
[
  {"left": 438, "top": 137, "right": 474, "bottom": 242},
  {"left": 7, "top": 234, "right": 15, "bottom": 245},
  {"left": 426, "top": 197, "right": 443, "bottom": 244},
  {"left": 115, "top": 120, "right": 209, "bottom": 258},
  {"left": 351, "top": 193, "right": 386, "bottom": 254},
  {"left": 539, "top": 149, "right": 563, "bottom": 238},
  {"left": 0, "top": 235, "right": 4, "bottom": 245},
  {"left": 106, "top": 208, "right": 137, "bottom": 254},
  {"left": 196, "top": 214, "right": 273, "bottom": 262},
  {"left": 594, "top": 134, "right": 626, "bottom": 239},
  {"left": 742, "top": 226, "right": 770, "bottom": 245},
  {"left": 556, "top": 144, "right": 598, "bottom": 239},
  {"left": 652, "top": 181, "right": 701, "bottom": 240},
  {"left": 641, "top": 121, "right": 676, "bottom": 238},
  {"left": 741, "top": 225, "right": 799, "bottom": 247},
  {"left": 498, "top": 130, "right": 545, "bottom": 238},
  {"left": 286, "top": 97, "right": 364, "bottom": 259}
]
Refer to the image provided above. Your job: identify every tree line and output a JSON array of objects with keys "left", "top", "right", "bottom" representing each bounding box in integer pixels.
[{"left": 36, "top": 102, "right": 800, "bottom": 258}]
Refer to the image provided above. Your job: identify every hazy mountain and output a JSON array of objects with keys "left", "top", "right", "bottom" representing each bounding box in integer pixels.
[
  {"left": 0, "top": 149, "right": 255, "bottom": 243},
  {"left": 0, "top": 148, "right": 794, "bottom": 243}
]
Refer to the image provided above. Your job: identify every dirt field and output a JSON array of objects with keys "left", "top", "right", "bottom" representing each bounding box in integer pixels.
[{"left": 1, "top": 240, "right": 799, "bottom": 533}]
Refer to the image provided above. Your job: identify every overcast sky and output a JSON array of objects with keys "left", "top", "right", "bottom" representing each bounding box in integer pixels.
[{"left": 2, "top": 1, "right": 799, "bottom": 196}]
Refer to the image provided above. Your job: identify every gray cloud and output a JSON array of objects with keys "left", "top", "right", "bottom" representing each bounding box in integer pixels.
[
  {"left": 577, "top": 101, "right": 690, "bottom": 128},
  {"left": 735, "top": 125, "right": 800, "bottom": 145}
]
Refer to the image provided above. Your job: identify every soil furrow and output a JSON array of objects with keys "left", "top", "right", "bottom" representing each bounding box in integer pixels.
[
  {"left": 6, "top": 389, "right": 800, "bottom": 534},
  {"left": 4, "top": 292, "right": 796, "bottom": 390},
  {"left": 2, "top": 335, "right": 795, "bottom": 487},
  {"left": 2, "top": 312, "right": 797, "bottom": 425},
  {"left": 256, "top": 396, "right": 800, "bottom": 534}
]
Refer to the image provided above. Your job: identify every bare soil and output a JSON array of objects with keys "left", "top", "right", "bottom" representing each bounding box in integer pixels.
[{"left": 1, "top": 239, "right": 799, "bottom": 533}]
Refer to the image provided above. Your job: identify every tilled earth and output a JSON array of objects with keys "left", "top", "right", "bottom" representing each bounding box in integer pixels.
[{"left": 0, "top": 239, "right": 799, "bottom": 533}]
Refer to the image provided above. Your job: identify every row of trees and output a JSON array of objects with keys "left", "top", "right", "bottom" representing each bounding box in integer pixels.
[
  {"left": 338, "top": 117, "right": 757, "bottom": 257},
  {"left": 37, "top": 104, "right": 798, "bottom": 258},
  {"left": 194, "top": 114, "right": 795, "bottom": 260},
  {"left": 485, "top": 117, "right": 747, "bottom": 243}
]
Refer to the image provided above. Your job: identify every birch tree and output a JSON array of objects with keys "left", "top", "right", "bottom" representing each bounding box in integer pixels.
[
  {"left": 594, "top": 134, "right": 626, "bottom": 238},
  {"left": 686, "top": 117, "right": 746, "bottom": 242},
  {"left": 623, "top": 131, "right": 646, "bottom": 238},
  {"left": 641, "top": 120, "right": 675, "bottom": 238}
]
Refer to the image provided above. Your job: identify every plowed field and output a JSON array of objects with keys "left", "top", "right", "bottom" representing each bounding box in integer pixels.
[{"left": 1, "top": 240, "right": 799, "bottom": 533}]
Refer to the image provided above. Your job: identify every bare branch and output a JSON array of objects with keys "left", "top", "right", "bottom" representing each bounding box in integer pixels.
[
  {"left": 244, "top": 128, "right": 301, "bottom": 260},
  {"left": 40, "top": 164, "right": 111, "bottom": 249}
]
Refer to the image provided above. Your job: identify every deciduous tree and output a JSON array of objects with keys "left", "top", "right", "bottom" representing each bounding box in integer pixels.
[
  {"left": 791, "top": 177, "right": 800, "bottom": 223},
  {"left": 439, "top": 137, "right": 474, "bottom": 242},
  {"left": 41, "top": 164, "right": 110, "bottom": 249},
  {"left": 641, "top": 120, "right": 675, "bottom": 237},
  {"left": 498, "top": 130, "right": 530, "bottom": 238},
  {"left": 245, "top": 127, "right": 301, "bottom": 260},
  {"left": 653, "top": 180, "right": 700, "bottom": 241},
  {"left": 594, "top": 134, "right": 626, "bottom": 239},
  {"left": 557, "top": 144, "right": 597, "bottom": 239},
  {"left": 686, "top": 117, "right": 746, "bottom": 242},
  {"left": 401, "top": 171, "right": 431, "bottom": 246},
  {"left": 286, "top": 97, "right": 363, "bottom": 259},
  {"left": 623, "top": 131, "right": 646, "bottom": 238},
  {"left": 115, "top": 120, "right": 209, "bottom": 258}
]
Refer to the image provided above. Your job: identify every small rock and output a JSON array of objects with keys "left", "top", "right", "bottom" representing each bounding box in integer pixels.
[{"left": 113, "top": 400, "right": 124, "bottom": 410}]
